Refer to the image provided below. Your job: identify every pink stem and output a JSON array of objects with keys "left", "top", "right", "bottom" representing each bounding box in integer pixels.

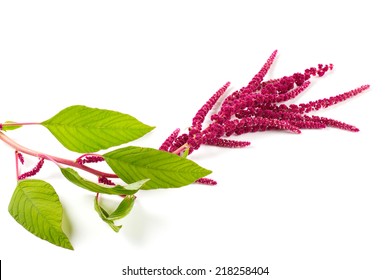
[
  {"left": 15, "top": 151, "right": 20, "bottom": 180},
  {"left": 171, "top": 143, "right": 190, "bottom": 155},
  {"left": 0, "top": 131, "right": 118, "bottom": 178}
]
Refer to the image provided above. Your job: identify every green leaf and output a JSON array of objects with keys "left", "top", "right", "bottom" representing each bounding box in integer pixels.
[
  {"left": 8, "top": 179, "right": 73, "bottom": 250},
  {"left": 94, "top": 195, "right": 135, "bottom": 232},
  {"left": 103, "top": 146, "right": 212, "bottom": 190},
  {"left": 60, "top": 167, "right": 147, "bottom": 195},
  {"left": 181, "top": 147, "right": 190, "bottom": 158},
  {"left": 94, "top": 197, "right": 121, "bottom": 232},
  {"left": 1, "top": 121, "right": 23, "bottom": 131},
  {"left": 41, "top": 105, "right": 154, "bottom": 153},
  {"left": 106, "top": 196, "right": 135, "bottom": 221}
]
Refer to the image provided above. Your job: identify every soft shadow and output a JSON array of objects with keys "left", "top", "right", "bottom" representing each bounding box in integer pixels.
[
  {"left": 120, "top": 201, "right": 167, "bottom": 246},
  {"left": 62, "top": 205, "right": 73, "bottom": 238}
]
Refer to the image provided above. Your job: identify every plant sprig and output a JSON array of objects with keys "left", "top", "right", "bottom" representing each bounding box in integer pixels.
[
  {"left": 0, "top": 50, "right": 369, "bottom": 250},
  {"left": 0, "top": 105, "right": 211, "bottom": 250}
]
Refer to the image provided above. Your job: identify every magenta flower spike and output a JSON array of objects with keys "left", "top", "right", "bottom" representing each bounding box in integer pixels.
[
  {"left": 159, "top": 128, "right": 180, "bottom": 152},
  {"left": 75, "top": 154, "right": 105, "bottom": 165},
  {"left": 0, "top": 48, "right": 371, "bottom": 250},
  {"left": 204, "top": 138, "right": 250, "bottom": 148},
  {"left": 16, "top": 151, "right": 25, "bottom": 165},
  {"left": 98, "top": 176, "right": 116, "bottom": 186},
  {"left": 163, "top": 50, "right": 369, "bottom": 185},
  {"left": 195, "top": 177, "right": 218, "bottom": 186},
  {"left": 18, "top": 158, "right": 45, "bottom": 180}
]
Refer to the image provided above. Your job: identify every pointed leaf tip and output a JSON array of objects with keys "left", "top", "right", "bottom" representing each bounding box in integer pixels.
[
  {"left": 8, "top": 179, "right": 73, "bottom": 250},
  {"left": 41, "top": 105, "right": 154, "bottom": 153},
  {"left": 60, "top": 167, "right": 146, "bottom": 195},
  {"left": 103, "top": 146, "right": 212, "bottom": 190}
]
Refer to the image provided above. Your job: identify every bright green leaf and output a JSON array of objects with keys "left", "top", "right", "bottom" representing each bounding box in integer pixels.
[
  {"left": 103, "top": 146, "right": 212, "bottom": 190},
  {"left": 1, "top": 121, "right": 22, "bottom": 131},
  {"left": 94, "top": 195, "right": 135, "bottom": 232},
  {"left": 94, "top": 197, "right": 121, "bottom": 232},
  {"left": 8, "top": 179, "right": 73, "bottom": 250},
  {"left": 60, "top": 167, "right": 147, "bottom": 195},
  {"left": 41, "top": 105, "right": 154, "bottom": 153},
  {"left": 106, "top": 196, "right": 135, "bottom": 221}
]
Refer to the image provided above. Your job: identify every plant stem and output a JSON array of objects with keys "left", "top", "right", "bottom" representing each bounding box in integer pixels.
[
  {"left": 2, "top": 122, "right": 40, "bottom": 126},
  {"left": 172, "top": 143, "right": 190, "bottom": 155},
  {"left": 15, "top": 151, "right": 20, "bottom": 180},
  {"left": 0, "top": 131, "right": 118, "bottom": 178}
]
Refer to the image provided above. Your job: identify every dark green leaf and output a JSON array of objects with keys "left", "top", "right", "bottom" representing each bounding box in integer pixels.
[
  {"left": 8, "top": 179, "right": 73, "bottom": 250},
  {"left": 60, "top": 167, "right": 147, "bottom": 195},
  {"left": 103, "top": 146, "right": 212, "bottom": 190},
  {"left": 41, "top": 105, "right": 154, "bottom": 153}
]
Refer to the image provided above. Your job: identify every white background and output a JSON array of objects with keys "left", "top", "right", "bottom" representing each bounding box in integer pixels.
[{"left": 0, "top": 1, "right": 389, "bottom": 279}]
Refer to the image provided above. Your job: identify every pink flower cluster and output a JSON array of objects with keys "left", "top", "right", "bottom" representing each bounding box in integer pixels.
[
  {"left": 160, "top": 50, "right": 369, "bottom": 184},
  {"left": 98, "top": 176, "right": 115, "bottom": 186},
  {"left": 75, "top": 154, "right": 105, "bottom": 165},
  {"left": 18, "top": 158, "right": 45, "bottom": 180}
]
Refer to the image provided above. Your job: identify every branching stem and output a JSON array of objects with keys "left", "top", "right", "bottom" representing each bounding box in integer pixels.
[{"left": 0, "top": 131, "right": 118, "bottom": 178}]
